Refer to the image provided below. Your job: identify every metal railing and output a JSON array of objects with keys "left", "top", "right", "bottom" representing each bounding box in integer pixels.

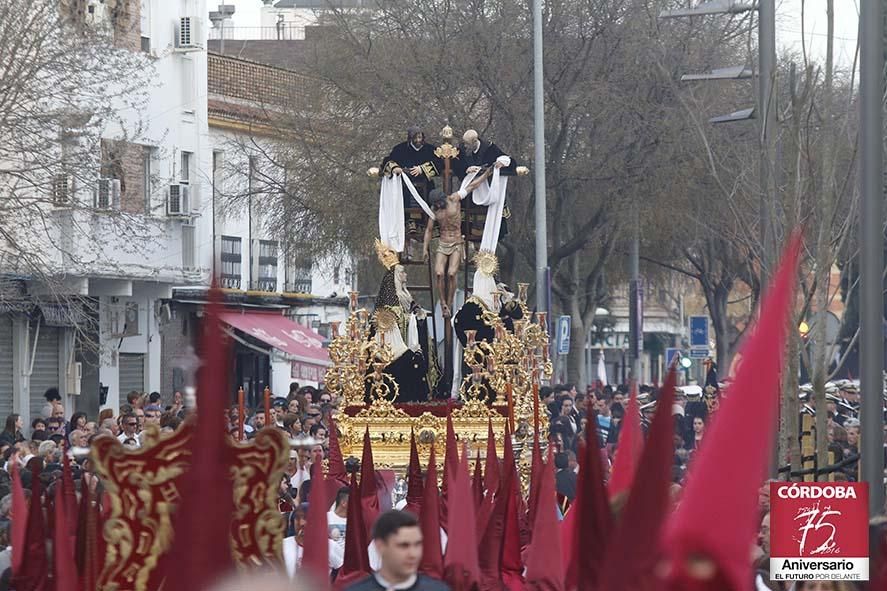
[{"left": 208, "top": 25, "right": 306, "bottom": 41}]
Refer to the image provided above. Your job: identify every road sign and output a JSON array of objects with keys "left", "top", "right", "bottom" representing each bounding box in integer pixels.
[
  {"left": 689, "top": 348, "right": 710, "bottom": 359},
  {"left": 689, "top": 315, "right": 709, "bottom": 349},
  {"left": 557, "top": 315, "right": 571, "bottom": 355},
  {"left": 665, "top": 347, "right": 681, "bottom": 368}
]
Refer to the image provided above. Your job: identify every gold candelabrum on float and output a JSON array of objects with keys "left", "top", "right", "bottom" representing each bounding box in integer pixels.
[
  {"left": 460, "top": 283, "right": 553, "bottom": 442},
  {"left": 325, "top": 291, "right": 401, "bottom": 408}
]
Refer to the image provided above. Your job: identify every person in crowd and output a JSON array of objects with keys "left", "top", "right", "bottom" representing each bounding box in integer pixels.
[
  {"left": 346, "top": 510, "right": 450, "bottom": 591},
  {"left": 67, "top": 411, "right": 87, "bottom": 436},
  {"left": 117, "top": 413, "right": 141, "bottom": 448},
  {"left": 328, "top": 486, "right": 349, "bottom": 548},
  {"left": 41, "top": 387, "right": 61, "bottom": 419},
  {"left": 282, "top": 503, "right": 344, "bottom": 579},
  {"left": 685, "top": 415, "right": 706, "bottom": 451},
  {"left": 554, "top": 452, "right": 577, "bottom": 508},
  {"left": 0, "top": 416, "right": 23, "bottom": 448},
  {"left": 30, "top": 418, "right": 46, "bottom": 433}
]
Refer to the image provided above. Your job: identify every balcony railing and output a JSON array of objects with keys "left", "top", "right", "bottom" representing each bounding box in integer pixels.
[
  {"left": 208, "top": 25, "right": 306, "bottom": 41},
  {"left": 285, "top": 279, "right": 312, "bottom": 294}
]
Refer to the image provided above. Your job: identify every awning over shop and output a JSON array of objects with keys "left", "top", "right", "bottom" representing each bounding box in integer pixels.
[{"left": 219, "top": 311, "right": 330, "bottom": 367}]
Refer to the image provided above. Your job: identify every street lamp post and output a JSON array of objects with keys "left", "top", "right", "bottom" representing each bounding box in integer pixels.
[
  {"left": 859, "top": 0, "right": 884, "bottom": 516},
  {"left": 532, "top": 0, "right": 549, "bottom": 322}
]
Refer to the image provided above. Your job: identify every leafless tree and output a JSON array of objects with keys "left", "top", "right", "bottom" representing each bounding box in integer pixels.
[{"left": 0, "top": 0, "right": 156, "bottom": 338}]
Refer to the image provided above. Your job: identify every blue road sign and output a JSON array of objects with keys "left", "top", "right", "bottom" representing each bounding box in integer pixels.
[
  {"left": 665, "top": 347, "right": 681, "bottom": 368},
  {"left": 557, "top": 315, "right": 571, "bottom": 355},
  {"left": 689, "top": 348, "right": 710, "bottom": 359},
  {"left": 689, "top": 315, "right": 709, "bottom": 349}
]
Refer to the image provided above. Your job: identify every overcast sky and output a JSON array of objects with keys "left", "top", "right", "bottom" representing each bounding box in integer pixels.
[{"left": 221, "top": 0, "right": 860, "bottom": 67}]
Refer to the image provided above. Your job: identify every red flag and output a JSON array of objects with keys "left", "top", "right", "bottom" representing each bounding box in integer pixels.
[
  {"left": 599, "top": 369, "right": 677, "bottom": 591},
  {"left": 326, "top": 416, "right": 348, "bottom": 501},
  {"left": 302, "top": 461, "right": 331, "bottom": 590},
  {"left": 333, "top": 473, "right": 369, "bottom": 590},
  {"left": 483, "top": 419, "right": 500, "bottom": 496},
  {"left": 159, "top": 287, "right": 235, "bottom": 591},
  {"left": 53, "top": 480, "right": 78, "bottom": 591},
  {"left": 404, "top": 430, "right": 423, "bottom": 515},
  {"left": 443, "top": 445, "right": 480, "bottom": 591},
  {"left": 565, "top": 426, "right": 612, "bottom": 591},
  {"left": 10, "top": 459, "right": 27, "bottom": 574},
  {"left": 359, "top": 427, "right": 379, "bottom": 540},
  {"left": 660, "top": 233, "right": 802, "bottom": 591},
  {"left": 607, "top": 381, "right": 642, "bottom": 500},
  {"left": 525, "top": 447, "right": 565, "bottom": 591},
  {"left": 418, "top": 445, "right": 444, "bottom": 579},
  {"left": 471, "top": 455, "right": 484, "bottom": 511},
  {"left": 441, "top": 413, "right": 458, "bottom": 531},
  {"left": 12, "top": 458, "right": 49, "bottom": 591}
]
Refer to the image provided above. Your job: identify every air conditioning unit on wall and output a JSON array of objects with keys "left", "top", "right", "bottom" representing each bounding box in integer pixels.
[{"left": 175, "top": 17, "right": 203, "bottom": 50}]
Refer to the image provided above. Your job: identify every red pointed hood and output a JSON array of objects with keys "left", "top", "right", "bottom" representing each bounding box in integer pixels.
[
  {"left": 302, "top": 461, "right": 331, "bottom": 590},
  {"left": 660, "top": 233, "right": 802, "bottom": 591},
  {"left": 441, "top": 413, "right": 458, "bottom": 531},
  {"left": 443, "top": 445, "right": 481, "bottom": 591},
  {"left": 326, "top": 416, "right": 349, "bottom": 501},
  {"left": 599, "top": 369, "right": 677, "bottom": 591},
  {"left": 359, "top": 426, "right": 380, "bottom": 540},
  {"left": 53, "top": 480, "right": 78, "bottom": 591},
  {"left": 484, "top": 419, "right": 500, "bottom": 496},
  {"left": 567, "top": 425, "right": 613, "bottom": 591},
  {"left": 418, "top": 444, "right": 444, "bottom": 579},
  {"left": 61, "top": 448, "right": 78, "bottom": 539},
  {"left": 158, "top": 287, "right": 234, "bottom": 591},
  {"left": 10, "top": 459, "right": 27, "bottom": 574},
  {"left": 334, "top": 473, "right": 370, "bottom": 589},
  {"left": 607, "top": 381, "right": 642, "bottom": 500},
  {"left": 500, "top": 429, "right": 524, "bottom": 591},
  {"left": 527, "top": 424, "right": 544, "bottom": 529},
  {"left": 404, "top": 430, "right": 424, "bottom": 515},
  {"left": 525, "top": 447, "right": 565, "bottom": 591},
  {"left": 471, "top": 455, "right": 484, "bottom": 511},
  {"left": 12, "top": 458, "right": 49, "bottom": 591}
]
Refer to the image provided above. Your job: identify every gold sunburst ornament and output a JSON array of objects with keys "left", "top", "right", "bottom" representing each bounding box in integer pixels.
[
  {"left": 473, "top": 250, "right": 499, "bottom": 276},
  {"left": 375, "top": 307, "right": 398, "bottom": 331},
  {"left": 375, "top": 238, "right": 400, "bottom": 270}
]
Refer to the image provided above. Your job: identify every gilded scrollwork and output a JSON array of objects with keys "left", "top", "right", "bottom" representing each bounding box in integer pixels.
[{"left": 92, "top": 423, "right": 289, "bottom": 591}]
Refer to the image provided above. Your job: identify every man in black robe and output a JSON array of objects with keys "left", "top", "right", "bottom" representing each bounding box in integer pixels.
[
  {"left": 380, "top": 127, "right": 443, "bottom": 209},
  {"left": 455, "top": 129, "right": 518, "bottom": 177},
  {"left": 454, "top": 129, "right": 517, "bottom": 238}
]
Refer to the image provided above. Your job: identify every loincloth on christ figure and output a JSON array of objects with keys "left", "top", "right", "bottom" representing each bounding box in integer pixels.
[{"left": 434, "top": 239, "right": 464, "bottom": 260}]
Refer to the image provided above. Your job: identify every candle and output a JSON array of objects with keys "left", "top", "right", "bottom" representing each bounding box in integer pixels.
[
  {"left": 237, "top": 387, "right": 245, "bottom": 441},
  {"left": 532, "top": 379, "right": 540, "bottom": 435},
  {"left": 506, "top": 382, "right": 515, "bottom": 433},
  {"left": 263, "top": 386, "right": 271, "bottom": 429}
]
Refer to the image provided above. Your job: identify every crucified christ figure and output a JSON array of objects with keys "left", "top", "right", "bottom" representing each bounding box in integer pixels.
[{"left": 422, "top": 167, "right": 492, "bottom": 318}]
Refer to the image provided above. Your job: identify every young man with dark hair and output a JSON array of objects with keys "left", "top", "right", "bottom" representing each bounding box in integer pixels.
[{"left": 346, "top": 510, "right": 449, "bottom": 591}]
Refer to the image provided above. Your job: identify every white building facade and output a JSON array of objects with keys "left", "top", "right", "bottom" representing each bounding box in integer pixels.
[{"left": 0, "top": 0, "right": 211, "bottom": 425}]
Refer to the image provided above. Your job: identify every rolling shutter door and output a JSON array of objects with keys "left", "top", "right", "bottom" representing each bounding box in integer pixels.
[
  {"left": 119, "top": 353, "right": 145, "bottom": 397},
  {"left": 0, "top": 317, "right": 13, "bottom": 420},
  {"left": 30, "top": 326, "right": 59, "bottom": 421}
]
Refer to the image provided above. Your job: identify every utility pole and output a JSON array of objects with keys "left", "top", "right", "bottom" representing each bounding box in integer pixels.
[
  {"left": 532, "top": 0, "right": 549, "bottom": 321},
  {"left": 859, "top": 0, "right": 884, "bottom": 516},
  {"left": 661, "top": 0, "right": 778, "bottom": 475}
]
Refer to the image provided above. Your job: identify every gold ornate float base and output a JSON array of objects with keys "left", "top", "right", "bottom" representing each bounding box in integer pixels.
[{"left": 337, "top": 399, "right": 546, "bottom": 473}]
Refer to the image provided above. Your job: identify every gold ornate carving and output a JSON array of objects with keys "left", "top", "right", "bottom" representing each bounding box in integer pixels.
[
  {"left": 472, "top": 250, "right": 498, "bottom": 276},
  {"left": 374, "top": 239, "right": 400, "bottom": 270},
  {"left": 93, "top": 424, "right": 290, "bottom": 591}
]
